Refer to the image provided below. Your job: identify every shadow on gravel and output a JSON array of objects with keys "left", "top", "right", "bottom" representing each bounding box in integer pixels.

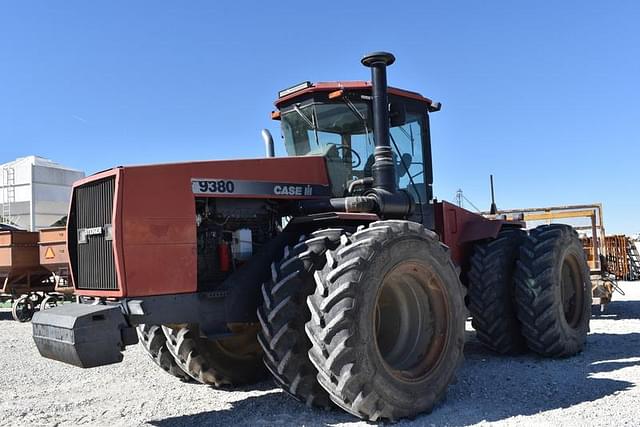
[
  {"left": 150, "top": 331, "right": 640, "bottom": 427},
  {"left": 591, "top": 299, "right": 640, "bottom": 320},
  {"left": 421, "top": 331, "right": 640, "bottom": 426},
  {"left": 0, "top": 311, "right": 14, "bottom": 321},
  {"left": 150, "top": 381, "right": 354, "bottom": 427},
  {"left": 217, "top": 379, "right": 280, "bottom": 393}
]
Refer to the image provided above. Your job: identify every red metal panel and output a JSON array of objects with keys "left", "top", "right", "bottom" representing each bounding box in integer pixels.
[
  {"left": 39, "top": 227, "right": 68, "bottom": 271},
  {"left": 75, "top": 156, "right": 329, "bottom": 298},
  {"left": 275, "top": 81, "right": 434, "bottom": 108},
  {"left": 433, "top": 201, "right": 506, "bottom": 267},
  {"left": 0, "top": 230, "right": 40, "bottom": 271},
  {"left": 0, "top": 230, "right": 49, "bottom": 294}
]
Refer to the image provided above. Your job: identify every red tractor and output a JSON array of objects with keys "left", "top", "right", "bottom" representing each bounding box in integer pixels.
[{"left": 32, "top": 52, "right": 591, "bottom": 421}]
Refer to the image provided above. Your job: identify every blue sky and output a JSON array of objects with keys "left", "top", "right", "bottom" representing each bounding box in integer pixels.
[{"left": 1, "top": 1, "right": 638, "bottom": 234}]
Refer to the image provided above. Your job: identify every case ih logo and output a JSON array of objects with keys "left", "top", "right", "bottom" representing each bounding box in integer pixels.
[
  {"left": 273, "top": 185, "right": 313, "bottom": 196},
  {"left": 192, "top": 179, "right": 327, "bottom": 198}
]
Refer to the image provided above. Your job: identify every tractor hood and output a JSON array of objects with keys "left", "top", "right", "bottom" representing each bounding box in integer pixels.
[
  {"left": 83, "top": 155, "right": 331, "bottom": 200},
  {"left": 65, "top": 156, "right": 331, "bottom": 299}
]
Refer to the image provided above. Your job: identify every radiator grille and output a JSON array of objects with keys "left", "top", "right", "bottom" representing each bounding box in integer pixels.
[{"left": 71, "top": 177, "right": 118, "bottom": 291}]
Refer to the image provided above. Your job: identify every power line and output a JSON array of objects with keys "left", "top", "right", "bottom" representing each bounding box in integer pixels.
[
  {"left": 454, "top": 188, "right": 482, "bottom": 213},
  {"left": 463, "top": 195, "right": 482, "bottom": 213}
]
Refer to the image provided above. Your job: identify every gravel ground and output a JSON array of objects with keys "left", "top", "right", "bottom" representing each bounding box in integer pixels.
[{"left": 1, "top": 282, "right": 639, "bottom": 427}]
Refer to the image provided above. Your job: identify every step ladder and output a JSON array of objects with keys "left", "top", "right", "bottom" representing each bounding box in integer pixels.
[
  {"left": 627, "top": 240, "right": 640, "bottom": 281},
  {"left": 1, "top": 166, "right": 16, "bottom": 223}
]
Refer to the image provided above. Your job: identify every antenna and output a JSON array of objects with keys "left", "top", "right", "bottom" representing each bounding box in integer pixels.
[{"left": 489, "top": 174, "right": 497, "bottom": 214}]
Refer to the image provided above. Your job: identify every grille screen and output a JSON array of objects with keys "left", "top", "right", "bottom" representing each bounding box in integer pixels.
[{"left": 71, "top": 177, "right": 118, "bottom": 290}]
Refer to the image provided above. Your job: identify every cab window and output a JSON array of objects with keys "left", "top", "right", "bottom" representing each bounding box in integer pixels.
[{"left": 389, "top": 111, "right": 426, "bottom": 201}]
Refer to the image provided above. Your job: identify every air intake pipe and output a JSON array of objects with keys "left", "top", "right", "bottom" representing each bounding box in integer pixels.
[
  {"left": 296, "top": 52, "right": 413, "bottom": 218},
  {"left": 261, "top": 129, "right": 275, "bottom": 158}
]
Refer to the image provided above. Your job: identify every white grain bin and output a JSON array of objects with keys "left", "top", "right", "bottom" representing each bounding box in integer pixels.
[{"left": 0, "top": 156, "right": 85, "bottom": 231}]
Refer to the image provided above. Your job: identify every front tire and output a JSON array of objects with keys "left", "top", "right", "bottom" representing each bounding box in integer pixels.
[
  {"left": 163, "top": 324, "right": 265, "bottom": 386},
  {"left": 306, "top": 221, "right": 466, "bottom": 421},
  {"left": 257, "top": 229, "right": 344, "bottom": 408},
  {"left": 515, "top": 224, "right": 591, "bottom": 357},
  {"left": 136, "top": 324, "right": 192, "bottom": 382}
]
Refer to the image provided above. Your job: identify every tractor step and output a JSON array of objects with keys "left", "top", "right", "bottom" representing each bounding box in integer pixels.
[{"left": 32, "top": 303, "right": 138, "bottom": 368}]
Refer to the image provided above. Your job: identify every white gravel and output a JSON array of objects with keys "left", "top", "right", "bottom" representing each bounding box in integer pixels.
[{"left": 1, "top": 282, "right": 639, "bottom": 427}]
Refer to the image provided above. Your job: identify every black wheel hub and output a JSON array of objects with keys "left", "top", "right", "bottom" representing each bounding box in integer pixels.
[{"left": 560, "top": 254, "right": 584, "bottom": 328}]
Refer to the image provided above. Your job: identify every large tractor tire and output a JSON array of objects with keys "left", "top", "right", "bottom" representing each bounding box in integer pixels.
[
  {"left": 468, "top": 228, "right": 527, "bottom": 354},
  {"left": 163, "top": 324, "right": 266, "bottom": 386},
  {"left": 306, "top": 220, "right": 466, "bottom": 421},
  {"left": 136, "top": 324, "right": 192, "bottom": 382},
  {"left": 515, "top": 224, "right": 591, "bottom": 357},
  {"left": 257, "top": 229, "right": 344, "bottom": 408}
]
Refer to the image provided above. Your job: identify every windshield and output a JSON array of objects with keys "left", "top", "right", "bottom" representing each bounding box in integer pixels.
[
  {"left": 281, "top": 101, "right": 374, "bottom": 182},
  {"left": 279, "top": 99, "right": 428, "bottom": 203}
]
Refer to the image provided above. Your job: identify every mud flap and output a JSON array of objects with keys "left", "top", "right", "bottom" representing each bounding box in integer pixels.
[{"left": 32, "top": 303, "right": 138, "bottom": 368}]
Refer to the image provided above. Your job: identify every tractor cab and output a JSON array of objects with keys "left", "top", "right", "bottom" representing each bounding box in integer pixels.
[{"left": 273, "top": 81, "right": 440, "bottom": 211}]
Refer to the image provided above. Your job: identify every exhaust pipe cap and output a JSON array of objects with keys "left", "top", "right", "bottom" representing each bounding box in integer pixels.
[{"left": 361, "top": 51, "right": 395, "bottom": 67}]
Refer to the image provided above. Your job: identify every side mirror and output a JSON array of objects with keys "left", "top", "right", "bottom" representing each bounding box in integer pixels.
[{"left": 428, "top": 102, "right": 442, "bottom": 113}]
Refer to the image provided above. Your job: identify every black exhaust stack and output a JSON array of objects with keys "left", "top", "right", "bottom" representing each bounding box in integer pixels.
[{"left": 362, "top": 52, "right": 396, "bottom": 193}]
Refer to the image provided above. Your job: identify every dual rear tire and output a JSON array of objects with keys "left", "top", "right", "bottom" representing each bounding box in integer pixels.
[
  {"left": 468, "top": 228, "right": 528, "bottom": 354},
  {"left": 514, "top": 224, "right": 591, "bottom": 356},
  {"left": 468, "top": 224, "right": 591, "bottom": 357}
]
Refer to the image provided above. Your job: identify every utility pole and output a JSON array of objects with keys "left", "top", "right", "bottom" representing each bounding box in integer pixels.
[{"left": 455, "top": 189, "right": 463, "bottom": 208}]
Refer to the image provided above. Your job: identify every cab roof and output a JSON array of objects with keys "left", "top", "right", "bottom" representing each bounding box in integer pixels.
[{"left": 274, "top": 81, "right": 434, "bottom": 108}]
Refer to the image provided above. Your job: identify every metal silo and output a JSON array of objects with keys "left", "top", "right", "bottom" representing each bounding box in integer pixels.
[{"left": 0, "top": 156, "right": 84, "bottom": 231}]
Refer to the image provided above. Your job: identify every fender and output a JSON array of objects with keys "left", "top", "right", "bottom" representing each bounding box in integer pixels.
[{"left": 434, "top": 200, "right": 524, "bottom": 268}]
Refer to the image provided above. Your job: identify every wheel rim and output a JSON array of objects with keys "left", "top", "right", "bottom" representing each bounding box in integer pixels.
[
  {"left": 215, "top": 329, "right": 261, "bottom": 361},
  {"left": 374, "top": 260, "right": 450, "bottom": 381},
  {"left": 14, "top": 298, "right": 34, "bottom": 321},
  {"left": 29, "top": 293, "right": 43, "bottom": 305},
  {"left": 560, "top": 253, "right": 583, "bottom": 328},
  {"left": 41, "top": 296, "right": 57, "bottom": 310}
]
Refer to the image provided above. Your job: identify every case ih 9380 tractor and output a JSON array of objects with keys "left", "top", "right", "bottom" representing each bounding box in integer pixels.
[{"left": 32, "top": 52, "right": 591, "bottom": 421}]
